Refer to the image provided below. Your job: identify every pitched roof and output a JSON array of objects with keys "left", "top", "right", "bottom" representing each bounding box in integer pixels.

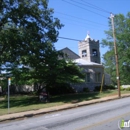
[
  {"left": 59, "top": 47, "right": 80, "bottom": 59},
  {"left": 74, "top": 58, "right": 102, "bottom": 66}
]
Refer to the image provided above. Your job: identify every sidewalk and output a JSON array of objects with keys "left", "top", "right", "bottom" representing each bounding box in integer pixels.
[{"left": 0, "top": 93, "right": 130, "bottom": 122}]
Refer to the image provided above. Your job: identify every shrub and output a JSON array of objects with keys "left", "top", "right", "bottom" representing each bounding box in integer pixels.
[
  {"left": 94, "top": 86, "right": 101, "bottom": 92},
  {"left": 83, "top": 87, "right": 89, "bottom": 93},
  {"left": 48, "top": 83, "right": 76, "bottom": 95},
  {"left": 120, "top": 86, "right": 125, "bottom": 91},
  {"left": 104, "top": 85, "right": 115, "bottom": 90},
  {"left": 125, "top": 87, "right": 130, "bottom": 91}
]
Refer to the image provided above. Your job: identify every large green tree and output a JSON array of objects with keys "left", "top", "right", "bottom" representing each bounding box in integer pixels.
[
  {"left": 0, "top": 0, "right": 62, "bottom": 65},
  {"left": 0, "top": 0, "right": 85, "bottom": 93},
  {"left": 0, "top": 0, "right": 62, "bottom": 89},
  {"left": 102, "top": 12, "right": 130, "bottom": 85}
]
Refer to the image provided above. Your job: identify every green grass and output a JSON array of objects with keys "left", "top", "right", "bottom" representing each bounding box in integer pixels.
[{"left": 0, "top": 90, "right": 129, "bottom": 115}]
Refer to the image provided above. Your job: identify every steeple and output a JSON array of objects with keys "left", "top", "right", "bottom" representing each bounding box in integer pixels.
[
  {"left": 78, "top": 33, "right": 101, "bottom": 64},
  {"left": 85, "top": 32, "right": 90, "bottom": 41}
]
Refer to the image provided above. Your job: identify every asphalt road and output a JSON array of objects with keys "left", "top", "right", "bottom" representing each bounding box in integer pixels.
[{"left": 0, "top": 97, "right": 130, "bottom": 130}]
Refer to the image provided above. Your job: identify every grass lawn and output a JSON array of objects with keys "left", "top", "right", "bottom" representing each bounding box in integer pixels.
[{"left": 0, "top": 90, "right": 129, "bottom": 116}]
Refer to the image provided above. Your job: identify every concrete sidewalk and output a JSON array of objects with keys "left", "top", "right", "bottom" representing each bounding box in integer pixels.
[{"left": 0, "top": 93, "right": 130, "bottom": 122}]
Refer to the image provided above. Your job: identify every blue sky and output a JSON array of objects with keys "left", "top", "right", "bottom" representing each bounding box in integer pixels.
[{"left": 48, "top": 0, "right": 130, "bottom": 62}]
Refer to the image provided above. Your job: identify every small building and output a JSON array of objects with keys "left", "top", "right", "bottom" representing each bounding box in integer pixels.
[{"left": 60, "top": 34, "right": 111, "bottom": 92}]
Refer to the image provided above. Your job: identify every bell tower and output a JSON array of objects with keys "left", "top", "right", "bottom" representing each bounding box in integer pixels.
[{"left": 78, "top": 33, "right": 101, "bottom": 64}]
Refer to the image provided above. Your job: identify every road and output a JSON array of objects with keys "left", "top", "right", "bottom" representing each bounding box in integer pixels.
[{"left": 0, "top": 97, "right": 130, "bottom": 130}]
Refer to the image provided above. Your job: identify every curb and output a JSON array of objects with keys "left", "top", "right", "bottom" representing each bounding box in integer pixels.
[{"left": 0, "top": 94, "right": 130, "bottom": 123}]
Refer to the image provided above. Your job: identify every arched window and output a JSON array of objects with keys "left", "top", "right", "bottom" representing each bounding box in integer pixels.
[
  {"left": 85, "top": 73, "right": 90, "bottom": 82},
  {"left": 82, "top": 50, "right": 87, "bottom": 57},
  {"left": 92, "top": 49, "right": 98, "bottom": 56}
]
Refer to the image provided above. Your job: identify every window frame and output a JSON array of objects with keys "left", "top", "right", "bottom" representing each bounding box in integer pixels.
[
  {"left": 82, "top": 50, "right": 87, "bottom": 57},
  {"left": 92, "top": 49, "right": 98, "bottom": 56},
  {"left": 95, "top": 72, "right": 101, "bottom": 83},
  {"left": 85, "top": 73, "right": 91, "bottom": 83}
]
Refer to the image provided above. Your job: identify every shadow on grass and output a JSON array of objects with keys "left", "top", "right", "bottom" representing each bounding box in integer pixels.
[
  {"left": 0, "top": 96, "right": 39, "bottom": 109},
  {"left": 51, "top": 93, "right": 100, "bottom": 103},
  {"left": 0, "top": 90, "right": 115, "bottom": 109},
  {"left": 51, "top": 90, "right": 116, "bottom": 103}
]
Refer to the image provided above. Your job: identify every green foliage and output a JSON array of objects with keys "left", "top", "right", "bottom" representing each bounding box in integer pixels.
[
  {"left": 104, "top": 85, "right": 116, "bottom": 90},
  {"left": 94, "top": 86, "right": 101, "bottom": 91},
  {"left": 0, "top": 78, "right": 7, "bottom": 90},
  {"left": 0, "top": 0, "right": 85, "bottom": 94},
  {"left": 83, "top": 87, "right": 89, "bottom": 93},
  {"left": 0, "top": 0, "right": 63, "bottom": 74},
  {"left": 102, "top": 12, "right": 130, "bottom": 85},
  {"left": 125, "top": 87, "right": 130, "bottom": 91},
  {"left": 120, "top": 86, "right": 125, "bottom": 91},
  {"left": 47, "top": 83, "right": 76, "bottom": 95},
  {"left": 94, "top": 85, "right": 116, "bottom": 92},
  {"left": 120, "top": 86, "right": 130, "bottom": 91},
  {"left": 31, "top": 58, "right": 85, "bottom": 92}
]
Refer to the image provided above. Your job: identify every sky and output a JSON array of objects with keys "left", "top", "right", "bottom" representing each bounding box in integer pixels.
[{"left": 48, "top": 0, "right": 130, "bottom": 62}]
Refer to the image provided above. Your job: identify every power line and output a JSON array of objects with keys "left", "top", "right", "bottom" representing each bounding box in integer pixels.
[
  {"left": 55, "top": 11, "right": 108, "bottom": 27},
  {"left": 58, "top": 36, "right": 103, "bottom": 44},
  {"left": 62, "top": 0, "right": 108, "bottom": 19},
  {"left": 0, "top": 27, "right": 81, "bottom": 42},
  {"left": 57, "top": 16, "right": 106, "bottom": 27},
  {"left": 61, "top": 21, "right": 105, "bottom": 31},
  {"left": 1, "top": 27, "right": 105, "bottom": 43},
  {"left": 58, "top": 36, "right": 82, "bottom": 42},
  {"left": 80, "top": 0, "right": 110, "bottom": 14}
]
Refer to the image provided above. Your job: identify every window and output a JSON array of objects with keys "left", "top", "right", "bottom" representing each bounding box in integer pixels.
[
  {"left": 82, "top": 50, "right": 87, "bottom": 57},
  {"left": 92, "top": 49, "right": 98, "bottom": 56},
  {"left": 85, "top": 73, "right": 90, "bottom": 82},
  {"left": 95, "top": 73, "right": 101, "bottom": 82}
]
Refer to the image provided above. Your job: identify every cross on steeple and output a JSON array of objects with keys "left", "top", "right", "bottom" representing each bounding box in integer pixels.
[{"left": 85, "top": 31, "right": 90, "bottom": 41}]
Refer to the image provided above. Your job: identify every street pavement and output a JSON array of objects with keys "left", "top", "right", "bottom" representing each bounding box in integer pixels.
[
  {"left": 0, "top": 93, "right": 130, "bottom": 122},
  {"left": 0, "top": 95, "right": 130, "bottom": 130}
]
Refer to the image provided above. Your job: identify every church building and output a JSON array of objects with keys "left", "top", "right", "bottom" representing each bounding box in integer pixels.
[{"left": 60, "top": 34, "right": 111, "bottom": 92}]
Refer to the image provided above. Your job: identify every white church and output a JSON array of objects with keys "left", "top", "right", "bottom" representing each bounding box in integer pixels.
[{"left": 60, "top": 34, "right": 111, "bottom": 92}]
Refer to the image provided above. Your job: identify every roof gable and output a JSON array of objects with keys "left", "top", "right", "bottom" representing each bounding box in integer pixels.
[{"left": 59, "top": 47, "right": 80, "bottom": 60}]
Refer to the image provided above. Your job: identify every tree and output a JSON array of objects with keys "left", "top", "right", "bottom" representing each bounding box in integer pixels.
[
  {"left": 102, "top": 12, "right": 130, "bottom": 85},
  {"left": 0, "top": 0, "right": 62, "bottom": 64},
  {"left": 0, "top": 0, "right": 62, "bottom": 90},
  {"left": 24, "top": 47, "right": 85, "bottom": 93},
  {"left": 0, "top": 0, "right": 85, "bottom": 93}
]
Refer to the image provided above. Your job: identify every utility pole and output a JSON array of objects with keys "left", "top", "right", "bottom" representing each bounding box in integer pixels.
[{"left": 110, "top": 13, "right": 121, "bottom": 98}]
